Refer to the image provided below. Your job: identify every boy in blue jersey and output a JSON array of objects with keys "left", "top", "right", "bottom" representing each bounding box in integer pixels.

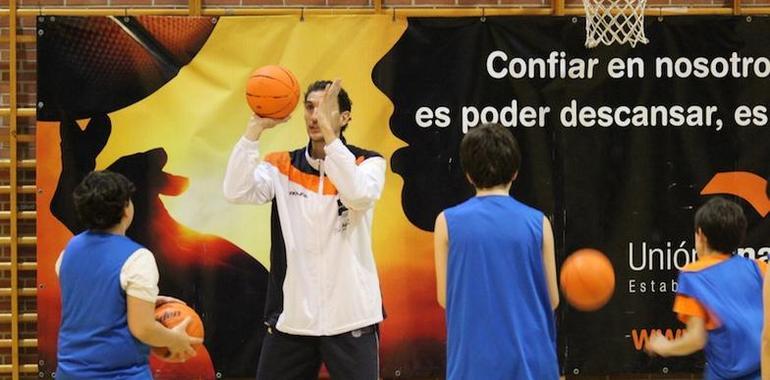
[
  {"left": 56, "top": 171, "right": 203, "bottom": 379},
  {"left": 433, "top": 123, "right": 560, "bottom": 380},
  {"left": 647, "top": 197, "right": 765, "bottom": 380}
]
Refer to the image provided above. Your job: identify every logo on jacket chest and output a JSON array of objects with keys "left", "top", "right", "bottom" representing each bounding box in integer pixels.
[{"left": 288, "top": 190, "right": 308, "bottom": 198}]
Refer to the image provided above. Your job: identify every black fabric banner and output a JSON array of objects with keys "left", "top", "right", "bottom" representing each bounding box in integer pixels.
[{"left": 373, "top": 16, "right": 770, "bottom": 374}]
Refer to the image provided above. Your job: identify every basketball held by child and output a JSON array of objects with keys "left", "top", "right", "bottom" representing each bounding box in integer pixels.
[
  {"left": 245, "top": 65, "right": 300, "bottom": 119},
  {"left": 559, "top": 248, "right": 615, "bottom": 311},
  {"left": 151, "top": 303, "right": 205, "bottom": 360}
]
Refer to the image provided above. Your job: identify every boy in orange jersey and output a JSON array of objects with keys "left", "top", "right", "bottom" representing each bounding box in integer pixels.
[{"left": 647, "top": 197, "right": 765, "bottom": 380}]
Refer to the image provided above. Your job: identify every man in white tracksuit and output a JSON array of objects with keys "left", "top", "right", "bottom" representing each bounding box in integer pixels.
[{"left": 223, "top": 79, "right": 385, "bottom": 380}]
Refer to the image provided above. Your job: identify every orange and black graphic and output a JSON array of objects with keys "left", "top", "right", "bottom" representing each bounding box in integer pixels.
[
  {"left": 37, "top": 14, "right": 414, "bottom": 380},
  {"left": 701, "top": 171, "right": 770, "bottom": 217},
  {"left": 37, "top": 16, "right": 265, "bottom": 379}
]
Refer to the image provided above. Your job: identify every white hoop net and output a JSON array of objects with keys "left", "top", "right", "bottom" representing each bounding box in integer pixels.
[{"left": 583, "top": 0, "right": 649, "bottom": 48}]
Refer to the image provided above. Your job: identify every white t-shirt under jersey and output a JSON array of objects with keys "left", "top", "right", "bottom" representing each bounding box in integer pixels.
[{"left": 55, "top": 248, "right": 160, "bottom": 303}]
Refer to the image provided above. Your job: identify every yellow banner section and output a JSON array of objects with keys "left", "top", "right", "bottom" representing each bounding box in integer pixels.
[
  {"left": 97, "top": 15, "right": 419, "bottom": 268},
  {"left": 88, "top": 15, "right": 441, "bottom": 351}
]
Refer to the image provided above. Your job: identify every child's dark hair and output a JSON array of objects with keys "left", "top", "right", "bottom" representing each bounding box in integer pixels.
[
  {"left": 694, "top": 197, "right": 747, "bottom": 254},
  {"left": 73, "top": 171, "right": 135, "bottom": 230},
  {"left": 304, "top": 80, "right": 352, "bottom": 132},
  {"left": 460, "top": 123, "right": 521, "bottom": 189}
]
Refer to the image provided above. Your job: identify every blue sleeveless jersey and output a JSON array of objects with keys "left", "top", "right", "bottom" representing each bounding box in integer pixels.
[
  {"left": 57, "top": 231, "right": 152, "bottom": 380},
  {"left": 444, "top": 195, "right": 558, "bottom": 380},
  {"left": 677, "top": 256, "right": 763, "bottom": 380}
]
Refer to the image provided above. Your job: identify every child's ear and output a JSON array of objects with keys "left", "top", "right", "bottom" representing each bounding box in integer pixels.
[
  {"left": 695, "top": 228, "right": 709, "bottom": 246},
  {"left": 512, "top": 171, "right": 519, "bottom": 182}
]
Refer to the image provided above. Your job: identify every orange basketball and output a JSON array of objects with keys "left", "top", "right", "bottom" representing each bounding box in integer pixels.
[
  {"left": 559, "top": 248, "right": 615, "bottom": 311},
  {"left": 245, "top": 65, "right": 300, "bottom": 119},
  {"left": 151, "top": 303, "right": 204, "bottom": 360}
]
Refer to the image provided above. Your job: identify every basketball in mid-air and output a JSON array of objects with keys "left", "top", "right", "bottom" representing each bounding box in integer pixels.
[
  {"left": 245, "top": 65, "right": 300, "bottom": 119},
  {"left": 559, "top": 248, "right": 615, "bottom": 311}
]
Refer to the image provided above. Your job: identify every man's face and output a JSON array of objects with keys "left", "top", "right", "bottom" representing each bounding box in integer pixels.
[
  {"left": 303, "top": 90, "right": 348, "bottom": 142},
  {"left": 304, "top": 91, "right": 326, "bottom": 142}
]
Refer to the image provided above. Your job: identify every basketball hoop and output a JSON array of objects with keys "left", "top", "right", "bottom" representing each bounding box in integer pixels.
[{"left": 583, "top": 0, "right": 649, "bottom": 48}]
